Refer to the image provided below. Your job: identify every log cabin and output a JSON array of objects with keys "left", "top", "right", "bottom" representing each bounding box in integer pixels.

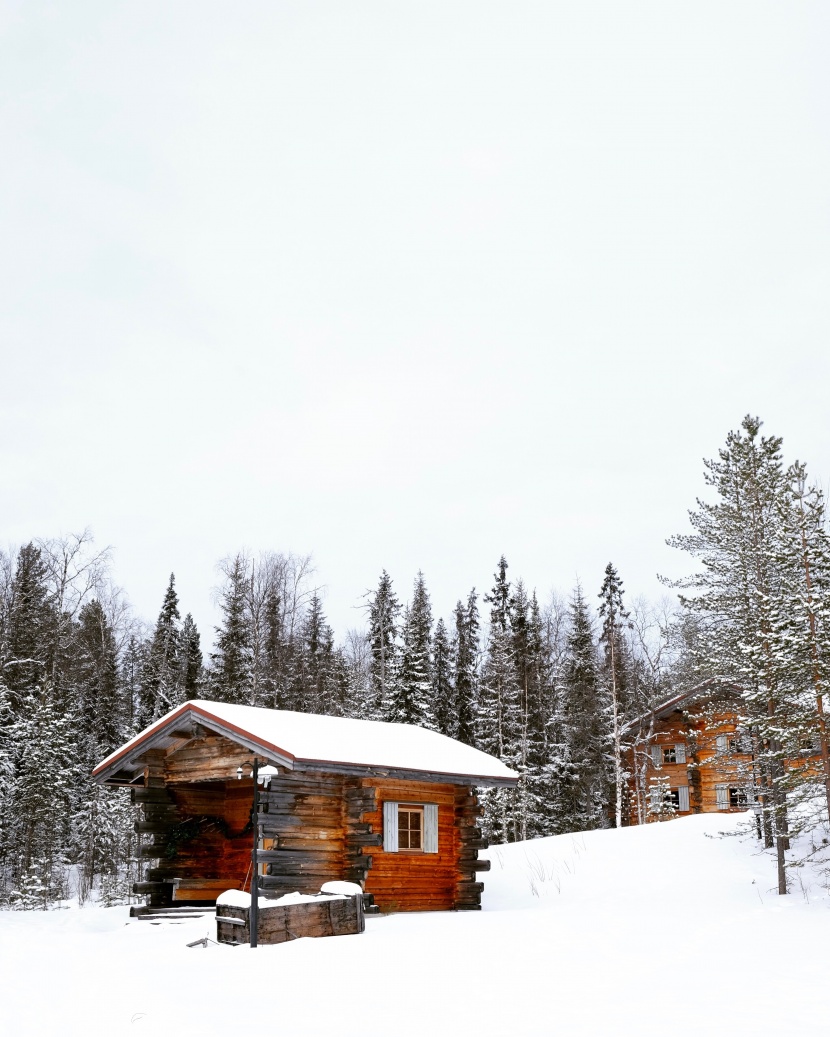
[
  {"left": 624, "top": 686, "right": 756, "bottom": 824},
  {"left": 92, "top": 700, "right": 518, "bottom": 912},
  {"left": 623, "top": 682, "right": 823, "bottom": 824}
]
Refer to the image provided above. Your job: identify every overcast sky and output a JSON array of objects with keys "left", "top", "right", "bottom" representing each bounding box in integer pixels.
[{"left": 2, "top": 1, "right": 829, "bottom": 642}]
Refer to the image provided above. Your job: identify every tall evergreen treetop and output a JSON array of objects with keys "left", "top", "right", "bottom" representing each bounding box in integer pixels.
[
  {"left": 367, "top": 570, "right": 401, "bottom": 720},
  {"left": 211, "top": 556, "right": 253, "bottom": 704},
  {"left": 392, "top": 572, "right": 435, "bottom": 729}
]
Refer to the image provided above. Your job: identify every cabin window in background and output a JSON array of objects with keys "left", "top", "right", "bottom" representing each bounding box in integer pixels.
[
  {"left": 729, "top": 788, "right": 748, "bottom": 809},
  {"left": 662, "top": 746, "right": 677, "bottom": 764},
  {"left": 715, "top": 734, "right": 728, "bottom": 753},
  {"left": 383, "top": 801, "right": 439, "bottom": 853}
]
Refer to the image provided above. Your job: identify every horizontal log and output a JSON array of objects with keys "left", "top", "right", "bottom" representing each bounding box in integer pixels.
[
  {"left": 132, "top": 881, "right": 172, "bottom": 894},
  {"left": 175, "top": 885, "right": 233, "bottom": 902},
  {"left": 456, "top": 881, "right": 484, "bottom": 894},
  {"left": 138, "top": 843, "right": 168, "bottom": 859},
  {"left": 471, "top": 859, "right": 491, "bottom": 872},
  {"left": 265, "top": 864, "right": 342, "bottom": 878},
  {"left": 132, "top": 788, "right": 173, "bottom": 804},
  {"left": 276, "top": 838, "right": 345, "bottom": 853},
  {"left": 135, "top": 821, "right": 175, "bottom": 835},
  {"left": 458, "top": 838, "right": 489, "bottom": 850},
  {"left": 257, "top": 849, "right": 342, "bottom": 863},
  {"left": 345, "top": 833, "right": 383, "bottom": 848}
]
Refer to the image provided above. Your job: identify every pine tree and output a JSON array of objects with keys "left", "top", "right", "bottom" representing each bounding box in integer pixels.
[
  {"left": 453, "top": 590, "right": 480, "bottom": 747},
  {"left": 295, "top": 594, "right": 337, "bottom": 714},
  {"left": 479, "top": 559, "right": 522, "bottom": 842},
  {"left": 768, "top": 463, "right": 830, "bottom": 823},
  {"left": 367, "top": 571, "right": 401, "bottom": 720},
  {"left": 140, "top": 574, "right": 181, "bottom": 724},
  {"left": 598, "top": 563, "right": 632, "bottom": 829},
  {"left": 4, "top": 543, "right": 53, "bottom": 711},
  {"left": 392, "top": 572, "right": 435, "bottom": 728},
  {"left": 179, "top": 613, "right": 203, "bottom": 702},
  {"left": 666, "top": 416, "right": 798, "bottom": 892},
  {"left": 120, "top": 635, "right": 146, "bottom": 735},
  {"left": 211, "top": 556, "right": 253, "bottom": 703},
  {"left": 431, "top": 618, "right": 455, "bottom": 737},
  {"left": 75, "top": 599, "right": 121, "bottom": 757},
  {"left": 559, "top": 584, "right": 607, "bottom": 830},
  {"left": 511, "top": 586, "right": 550, "bottom": 838}
]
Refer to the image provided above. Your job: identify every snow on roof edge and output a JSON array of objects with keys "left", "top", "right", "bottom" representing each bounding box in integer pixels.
[{"left": 93, "top": 699, "right": 519, "bottom": 784}]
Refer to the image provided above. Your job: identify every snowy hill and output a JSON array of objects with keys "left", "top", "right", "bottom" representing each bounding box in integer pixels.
[{"left": 1, "top": 812, "right": 828, "bottom": 1037}]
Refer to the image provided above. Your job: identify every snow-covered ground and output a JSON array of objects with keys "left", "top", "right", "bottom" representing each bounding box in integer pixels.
[{"left": 2, "top": 813, "right": 828, "bottom": 1036}]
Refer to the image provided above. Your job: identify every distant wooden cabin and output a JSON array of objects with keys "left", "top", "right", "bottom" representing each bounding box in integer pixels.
[
  {"left": 624, "top": 685, "right": 759, "bottom": 824},
  {"left": 93, "top": 700, "right": 518, "bottom": 912}
]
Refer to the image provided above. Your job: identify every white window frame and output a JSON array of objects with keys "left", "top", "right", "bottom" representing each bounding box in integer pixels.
[{"left": 383, "top": 801, "right": 439, "bottom": 854}]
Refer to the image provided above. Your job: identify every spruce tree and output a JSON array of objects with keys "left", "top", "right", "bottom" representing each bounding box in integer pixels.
[
  {"left": 598, "top": 563, "right": 632, "bottom": 828},
  {"left": 479, "top": 558, "right": 522, "bottom": 842},
  {"left": 4, "top": 543, "right": 53, "bottom": 711},
  {"left": 295, "top": 594, "right": 337, "bottom": 714},
  {"left": 140, "top": 574, "right": 182, "bottom": 724},
  {"left": 453, "top": 590, "right": 480, "bottom": 747},
  {"left": 179, "top": 613, "right": 203, "bottom": 701},
  {"left": 367, "top": 571, "right": 401, "bottom": 720},
  {"left": 392, "top": 572, "right": 435, "bottom": 728},
  {"left": 559, "top": 584, "right": 607, "bottom": 830},
  {"left": 75, "top": 599, "right": 121, "bottom": 757},
  {"left": 211, "top": 555, "right": 253, "bottom": 704},
  {"left": 431, "top": 618, "right": 455, "bottom": 737}
]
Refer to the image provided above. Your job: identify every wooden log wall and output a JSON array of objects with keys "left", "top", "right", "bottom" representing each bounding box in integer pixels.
[
  {"left": 131, "top": 732, "right": 491, "bottom": 912},
  {"left": 359, "top": 778, "right": 488, "bottom": 911}
]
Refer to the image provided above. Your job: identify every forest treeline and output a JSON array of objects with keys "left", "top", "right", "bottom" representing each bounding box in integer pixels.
[{"left": 2, "top": 415, "right": 830, "bottom": 905}]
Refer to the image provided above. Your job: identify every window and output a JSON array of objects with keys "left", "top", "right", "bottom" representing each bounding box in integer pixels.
[
  {"left": 651, "top": 743, "right": 687, "bottom": 766},
  {"left": 729, "top": 788, "right": 748, "bottom": 809},
  {"left": 383, "top": 801, "right": 439, "bottom": 853},
  {"left": 648, "top": 784, "right": 689, "bottom": 814},
  {"left": 398, "top": 806, "right": 423, "bottom": 851}
]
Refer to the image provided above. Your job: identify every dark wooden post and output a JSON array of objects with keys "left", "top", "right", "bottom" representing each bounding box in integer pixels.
[{"left": 251, "top": 757, "right": 259, "bottom": 948}]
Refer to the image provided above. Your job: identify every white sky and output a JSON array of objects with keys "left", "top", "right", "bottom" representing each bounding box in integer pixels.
[{"left": 2, "top": 1, "right": 829, "bottom": 642}]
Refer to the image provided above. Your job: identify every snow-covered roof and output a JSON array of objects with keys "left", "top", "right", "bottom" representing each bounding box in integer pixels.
[{"left": 92, "top": 699, "right": 518, "bottom": 785}]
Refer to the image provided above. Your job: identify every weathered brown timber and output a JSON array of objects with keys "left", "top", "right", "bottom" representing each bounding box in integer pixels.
[
  {"left": 126, "top": 730, "right": 496, "bottom": 915},
  {"left": 215, "top": 895, "right": 365, "bottom": 946},
  {"left": 356, "top": 778, "right": 487, "bottom": 912}
]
